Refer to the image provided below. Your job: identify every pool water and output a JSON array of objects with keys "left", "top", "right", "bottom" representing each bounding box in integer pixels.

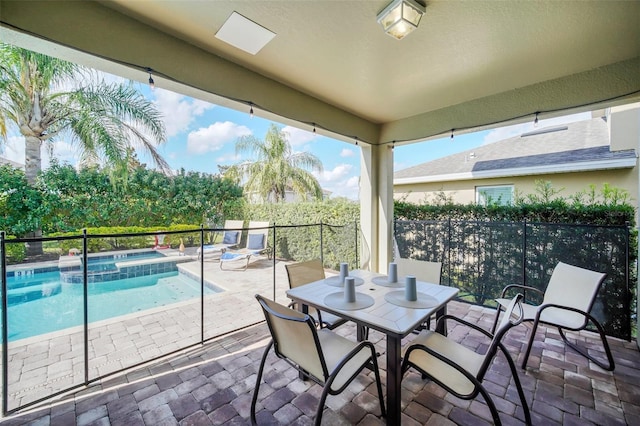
[{"left": 3, "top": 261, "right": 217, "bottom": 341}]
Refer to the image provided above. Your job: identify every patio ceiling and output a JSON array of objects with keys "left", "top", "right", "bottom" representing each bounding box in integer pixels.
[{"left": 1, "top": 0, "right": 639, "bottom": 146}]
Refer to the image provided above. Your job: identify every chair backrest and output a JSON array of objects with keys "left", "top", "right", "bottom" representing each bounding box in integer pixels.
[
  {"left": 285, "top": 259, "right": 326, "bottom": 289},
  {"left": 246, "top": 221, "right": 270, "bottom": 250},
  {"left": 256, "top": 295, "right": 328, "bottom": 382},
  {"left": 395, "top": 257, "right": 442, "bottom": 284},
  {"left": 543, "top": 262, "right": 607, "bottom": 313},
  {"left": 478, "top": 293, "right": 524, "bottom": 380},
  {"left": 221, "top": 219, "right": 244, "bottom": 245}
]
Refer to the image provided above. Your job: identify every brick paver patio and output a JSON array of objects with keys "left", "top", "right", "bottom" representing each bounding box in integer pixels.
[{"left": 1, "top": 291, "right": 638, "bottom": 425}]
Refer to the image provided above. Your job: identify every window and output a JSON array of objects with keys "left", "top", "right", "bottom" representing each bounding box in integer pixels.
[{"left": 476, "top": 185, "right": 513, "bottom": 206}]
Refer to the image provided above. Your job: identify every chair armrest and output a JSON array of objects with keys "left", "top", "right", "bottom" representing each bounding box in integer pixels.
[
  {"left": 434, "top": 314, "right": 493, "bottom": 340},
  {"left": 404, "top": 342, "right": 481, "bottom": 387},
  {"left": 333, "top": 340, "right": 377, "bottom": 371},
  {"left": 500, "top": 284, "right": 543, "bottom": 303},
  {"left": 537, "top": 303, "right": 593, "bottom": 324}
]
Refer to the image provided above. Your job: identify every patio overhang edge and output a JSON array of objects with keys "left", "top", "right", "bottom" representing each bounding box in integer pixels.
[{"left": 0, "top": 0, "right": 381, "bottom": 146}]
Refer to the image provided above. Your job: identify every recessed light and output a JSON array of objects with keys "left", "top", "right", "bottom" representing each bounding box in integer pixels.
[{"left": 215, "top": 12, "right": 276, "bottom": 55}]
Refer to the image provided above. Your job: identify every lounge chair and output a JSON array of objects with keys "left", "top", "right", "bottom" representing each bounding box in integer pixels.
[
  {"left": 196, "top": 220, "right": 244, "bottom": 260},
  {"left": 219, "top": 221, "right": 272, "bottom": 270}
]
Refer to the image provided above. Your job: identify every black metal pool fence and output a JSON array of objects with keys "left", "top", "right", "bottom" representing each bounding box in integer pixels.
[
  {"left": 394, "top": 219, "right": 633, "bottom": 342},
  {"left": 0, "top": 219, "right": 633, "bottom": 414},
  {"left": 0, "top": 222, "right": 358, "bottom": 415}
]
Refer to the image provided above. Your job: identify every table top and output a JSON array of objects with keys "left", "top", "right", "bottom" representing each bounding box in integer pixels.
[{"left": 286, "top": 269, "right": 459, "bottom": 338}]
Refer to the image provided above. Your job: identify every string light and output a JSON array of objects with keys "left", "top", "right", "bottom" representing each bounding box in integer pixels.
[
  {"left": 392, "top": 141, "right": 395, "bottom": 150},
  {"left": 312, "top": 123, "right": 316, "bottom": 133},
  {"left": 450, "top": 129, "right": 454, "bottom": 140},
  {"left": 354, "top": 136, "right": 359, "bottom": 146},
  {"left": 147, "top": 68, "right": 155, "bottom": 90},
  {"left": 249, "top": 102, "right": 254, "bottom": 118},
  {"left": 534, "top": 112, "right": 539, "bottom": 127}
]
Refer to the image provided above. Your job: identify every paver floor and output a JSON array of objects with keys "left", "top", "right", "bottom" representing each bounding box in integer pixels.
[{"left": 1, "top": 294, "right": 638, "bottom": 425}]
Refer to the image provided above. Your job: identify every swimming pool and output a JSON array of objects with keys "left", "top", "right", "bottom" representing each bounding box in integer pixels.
[{"left": 3, "top": 252, "right": 219, "bottom": 341}]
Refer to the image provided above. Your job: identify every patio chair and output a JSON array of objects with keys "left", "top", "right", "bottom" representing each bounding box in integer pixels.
[
  {"left": 285, "top": 259, "right": 347, "bottom": 330},
  {"left": 219, "top": 221, "right": 272, "bottom": 271},
  {"left": 196, "top": 219, "right": 244, "bottom": 260},
  {"left": 491, "top": 261, "right": 614, "bottom": 371},
  {"left": 395, "top": 257, "right": 442, "bottom": 284},
  {"left": 251, "top": 295, "right": 386, "bottom": 426},
  {"left": 402, "top": 294, "right": 531, "bottom": 426},
  {"left": 396, "top": 257, "right": 442, "bottom": 331}
]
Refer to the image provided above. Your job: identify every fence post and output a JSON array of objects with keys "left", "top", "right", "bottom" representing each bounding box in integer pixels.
[
  {"left": 447, "top": 218, "right": 451, "bottom": 287},
  {"left": 272, "top": 224, "right": 276, "bottom": 301},
  {"left": 83, "top": 229, "right": 89, "bottom": 384},
  {"left": 320, "top": 222, "right": 324, "bottom": 265},
  {"left": 625, "top": 221, "right": 633, "bottom": 343},
  {"left": 355, "top": 220, "right": 359, "bottom": 269},
  {"left": 522, "top": 219, "right": 527, "bottom": 286},
  {"left": 200, "top": 224, "right": 205, "bottom": 344},
  {"left": 1, "top": 231, "right": 7, "bottom": 415}
]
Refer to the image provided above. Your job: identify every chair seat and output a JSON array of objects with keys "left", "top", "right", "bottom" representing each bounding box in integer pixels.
[
  {"left": 317, "top": 329, "right": 372, "bottom": 391},
  {"left": 403, "top": 330, "right": 484, "bottom": 396},
  {"left": 299, "top": 306, "right": 343, "bottom": 328},
  {"left": 495, "top": 297, "right": 586, "bottom": 329},
  {"left": 318, "top": 311, "right": 347, "bottom": 329}
]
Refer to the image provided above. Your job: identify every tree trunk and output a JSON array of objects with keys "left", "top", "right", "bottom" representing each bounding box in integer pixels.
[{"left": 24, "top": 135, "right": 44, "bottom": 257}]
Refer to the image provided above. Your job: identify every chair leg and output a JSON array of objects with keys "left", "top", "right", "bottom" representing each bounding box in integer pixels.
[
  {"left": 370, "top": 349, "right": 387, "bottom": 418},
  {"left": 315, "top": 385, "right": 331, "bottom": 426},
  {"left": 499, "top": 344, "right": 532, "bottom": 425},
  {"left": 558, "top": 322, "right": 615, "bottom": 371},
  {"left": 477, "top": 385, "right": 503, "bottom": 426},
  {"left": 250, "top": 340, "right": 274, "bottom": 425},
  {"left": 521, "top": 319, "right": 540, "bottom": 369},
  {"left": 491, "top": 306, "right": 503, "bottom": 334}
]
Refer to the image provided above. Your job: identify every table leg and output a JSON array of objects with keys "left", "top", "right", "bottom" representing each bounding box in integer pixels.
[
  {"left": 356, "top": 325, "right": 367, "bottom": 341},
  {"left": 435, "top": 305, "right": 448, "bottom": 335},
  {"left": 386, "top": 334, "right": 402, "bottom": 425}
]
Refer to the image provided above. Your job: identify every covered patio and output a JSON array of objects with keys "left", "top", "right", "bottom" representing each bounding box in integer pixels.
[
  {"left": 2, "top": 0, "right": 639, "bottom": 275},
  {"left": 1, "top": 1, "right": 639, "bottom": 424},
  {"left": 1, "top": 294, "right": 638, "bottom": 425},
  {"left": 0, "top": 258, "right": 638, "bottom": 425}
]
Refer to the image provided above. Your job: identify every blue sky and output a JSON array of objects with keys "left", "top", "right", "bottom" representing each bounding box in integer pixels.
[{"left": 2, "top": 73, "right": 590, "bottom": 200}]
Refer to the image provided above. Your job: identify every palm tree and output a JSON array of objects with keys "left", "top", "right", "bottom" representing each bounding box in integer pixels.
[
  {"left": 224, "top": 124, "right": 324, "bottom": 202},
  {"left": 0, "top": 44, "right": 169, "bottom": 255}
]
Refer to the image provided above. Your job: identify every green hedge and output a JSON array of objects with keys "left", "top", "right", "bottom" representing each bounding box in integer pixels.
[{"left": 244, "top": 199, "right": 360, "bottom": 269}]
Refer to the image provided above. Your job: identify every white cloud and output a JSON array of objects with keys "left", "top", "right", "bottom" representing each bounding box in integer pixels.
[
  {"left": 314, "top": 164, "right": 359, "bottom": 200},
  {"left": 216, "top": 153, "right": 243, "bottom": 163},
  {"left": 187, "top": 121, "right": 252, "bottom": 154},
  {"left": 153, "top": 89, "right": 213, "bottom": 137},
  {"left": 282, "top": 125, "right": 318, "bottom": 147},
  {"left": 1, "top": 134, "right": 80, "bottom": 168},
  {"left": 43, "top": 140, "right": 77, "bottom": 168},
  {"left": 340, "top": 148, "right": 355, "bottom": 157},
  {"left": 2, "top": 135, "right": 25, "bottom": 165},
  {"left": 483, "top": 112, "right": 592, "bottom": 145}
]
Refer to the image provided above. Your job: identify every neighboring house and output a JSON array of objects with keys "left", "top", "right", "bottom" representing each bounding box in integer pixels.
[
  {"left": 0, "top": 157, "right": 24, "bottom": 169},
  {"left": 394, "top": 105, "right": 640, "bottom": 206}
]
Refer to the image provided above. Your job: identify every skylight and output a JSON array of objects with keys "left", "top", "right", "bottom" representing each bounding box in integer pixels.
[{"left": 215, "top": 12, "right": 276, "bottom": 55}]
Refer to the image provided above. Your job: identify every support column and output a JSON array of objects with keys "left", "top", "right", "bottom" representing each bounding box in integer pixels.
[
  {"left": 608, "top": 104, "right": 640, "bottom": 349},
  {"left": 360, "top": 143, "right": 394, "bottom": 273}
]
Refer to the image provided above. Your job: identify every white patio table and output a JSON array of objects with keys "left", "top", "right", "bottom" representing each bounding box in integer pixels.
[{"left": 286, "top": 269, "right": 459, "bottom": 425}]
